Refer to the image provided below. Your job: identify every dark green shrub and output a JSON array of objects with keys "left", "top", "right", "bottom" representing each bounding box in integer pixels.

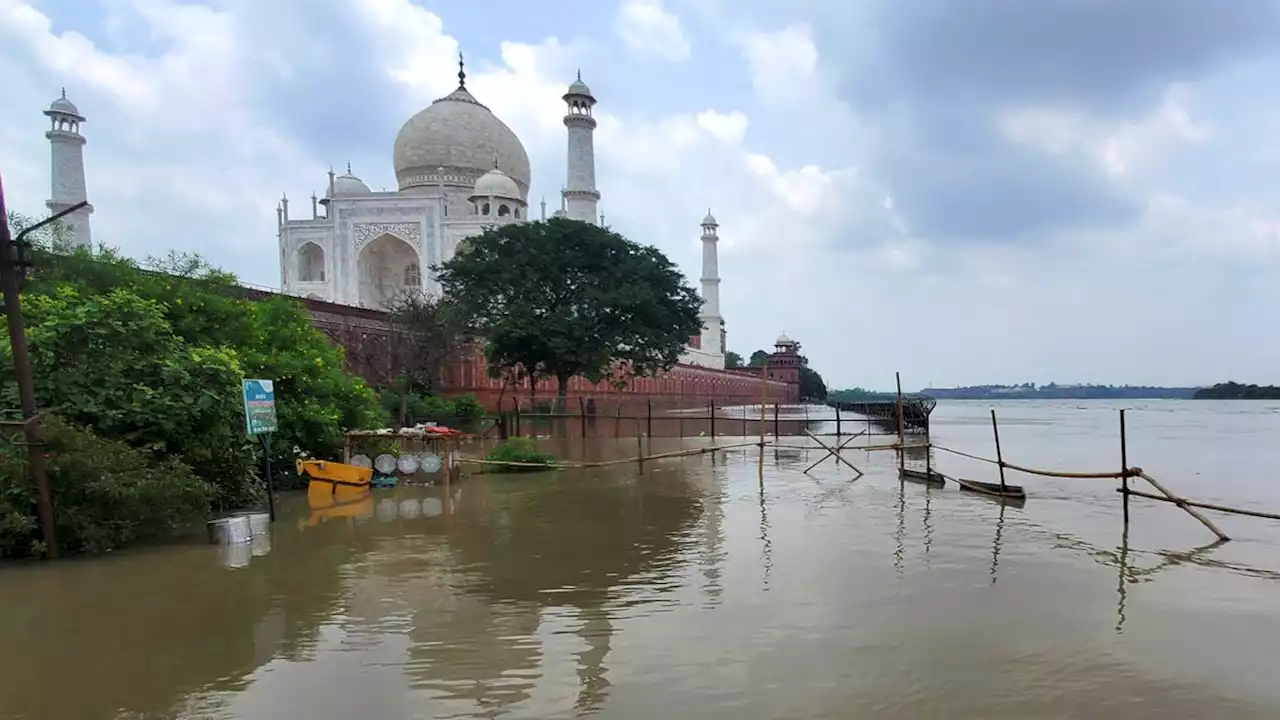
[
  {"left": 0, "top": 417, "right": 211, "bottom": 558},
  {"left": 5, "top": 247, "right": 385, "bottom": 504}
]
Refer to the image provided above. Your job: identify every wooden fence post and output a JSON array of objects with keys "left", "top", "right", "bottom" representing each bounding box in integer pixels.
[
  {"left": 895, "top": 372, "right": 905, "bottom": 472},
  {"left": 990, "top": 409, "right": 1007, "bottom": 492},
  {"left": 1120, "top": 408, "right": 1129, "bottom": 526}
]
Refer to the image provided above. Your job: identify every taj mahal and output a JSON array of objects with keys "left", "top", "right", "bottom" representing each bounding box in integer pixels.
[
  {"left": 36, "top": 58, "right": 732, "bottom": 371},
  {"left": 272, "top": 58, "right": 729, "bottom": 370}
]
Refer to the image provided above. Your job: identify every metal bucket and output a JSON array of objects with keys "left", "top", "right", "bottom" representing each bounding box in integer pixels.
[
  {"left": 207, "top": 515, "right": 252, "bottom": 545},
  {"left": 219, "top": 541, "right": 252, "bottom": 569},
  {"left": 250, "top": 533, "right": 272, "bottom": 557},
  {"left": 239, "top": 512, "right": 271, "bottom": 538}
]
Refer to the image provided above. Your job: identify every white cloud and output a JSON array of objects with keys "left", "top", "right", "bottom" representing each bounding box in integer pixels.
[
  {"left": 738, "top": 24, "right": 819, "bottom": 101},
  {"left": 997, "top": 86, "right": 1215, "bottom": 183},
  {"left": 615, "top": 0, "right": 691, "bottom": 63},
  {"left": 695, "top": 109, "right": 748, "bottom": 146},
  {"left": 4, "top": 0, "right": 1279, "bottom": 387}
]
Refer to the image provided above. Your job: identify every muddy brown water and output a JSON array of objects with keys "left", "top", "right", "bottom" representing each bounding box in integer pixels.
[{"left": 2, "top": 400, "right": 1278, "bottom": 719}]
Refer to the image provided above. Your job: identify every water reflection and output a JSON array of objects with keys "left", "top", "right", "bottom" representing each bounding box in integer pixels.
[{"left": 4, "top": 402, "right": 1280, "bottom": 719}]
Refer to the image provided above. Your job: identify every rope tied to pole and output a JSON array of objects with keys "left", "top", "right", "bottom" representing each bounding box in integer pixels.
[{"left": 930, "top": 443, "right": 1134, "bottom": 480}]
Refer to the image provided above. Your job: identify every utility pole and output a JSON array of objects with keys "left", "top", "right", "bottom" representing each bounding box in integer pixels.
[{"left": 0, "top": 174, "right": 84, "bottom": 558}]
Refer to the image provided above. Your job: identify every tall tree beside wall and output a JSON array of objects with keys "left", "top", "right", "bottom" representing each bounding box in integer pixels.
[
  {"left": 725, "top": 351, "right": 745, "bottom": 369},
  {"left": 437, "top": 218, "right": 703, "bottom": 402},
  {"left": 382, "top": 290, "right": 468, "bottom": 425}
]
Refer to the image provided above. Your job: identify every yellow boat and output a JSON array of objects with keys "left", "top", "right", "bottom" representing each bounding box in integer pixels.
[{"left": 298, "top": 458, "right": 372, "bottom": 497}]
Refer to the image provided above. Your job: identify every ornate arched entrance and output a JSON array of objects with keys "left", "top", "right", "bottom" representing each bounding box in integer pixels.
[{"left": 358, "top": 233, "right": 419, "bottom": 309}]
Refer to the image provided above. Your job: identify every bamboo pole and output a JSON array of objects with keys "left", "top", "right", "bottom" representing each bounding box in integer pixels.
[
  {"left": 803, "top": 430, "right": 864, "bottom": 476},
  {"left": 1135, "top": 470, "right": 1230, "bottom": 541},
  {"left": 990, "top": 409, "right": 1007, "bottom": 492},
  {"left": 803, "top": 430, "right": 865, "bottom": 474},
  {"left": 459, "top": 440, "right": 767, "bottom": 471},
  {"left": 895, "top": 372, "right": 906, "bottom": 472},
  {"left": 758, "top": 361, "right": 768, "bottom": 472},
  {"left": 1117, "top": 487, "right": 1280, "bottom": 522},
  {"left": 582, "top": 440, "right": 766, "bottom": 468},
  {"left": 835, "top": 404, "right": 842, "bottom": 436},
  {"left": 1120, "top": 409, "right": 1129, "bottom": 526}
]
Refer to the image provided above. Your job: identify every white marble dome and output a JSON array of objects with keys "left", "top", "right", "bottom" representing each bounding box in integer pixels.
[
  {"left": 46, "top": 90, "right": 83, "bottom": 119},
  {"left": 471, "top": 166, "right": 520, "bottom": 200},
  {"left": 393, "top": 86, "right": 531, "bottom": 198},
  {"left": 332, "top": 170, "right": 371, "bottom": 197}
]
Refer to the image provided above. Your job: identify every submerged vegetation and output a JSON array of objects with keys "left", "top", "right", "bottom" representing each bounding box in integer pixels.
[{"left": 483, "top": 437, "right": 557, "bottom": 471}]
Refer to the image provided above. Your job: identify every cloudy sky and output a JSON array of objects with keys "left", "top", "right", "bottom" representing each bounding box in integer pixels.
[{"left": 2, "top": 0, "right": 1278, "bottom": 390}]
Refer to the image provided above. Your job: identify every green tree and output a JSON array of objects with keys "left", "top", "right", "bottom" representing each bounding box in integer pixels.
[
  {"left": 6, "top": 210, "right": 74, "bottom": 252},
  {"left": 725, "top": 351, "right": 745, "bottom": 369},
  {"left": 16, "top": 247, "right": 384, "bottom": 492},
  {"left": 437, "top": 218, "right": 703, "bottom": 401},
  {"left": 748, "top": 349, "right": 769, "bottom": 367},
  {"left": 381, "top": 290, "right": 468, "bottom": 425},
  {"left": 9, "top": 284, "right": 259, "bottom": 509},
  {"left": 799, "top": 365, "right": 828, "bottom": 402}
]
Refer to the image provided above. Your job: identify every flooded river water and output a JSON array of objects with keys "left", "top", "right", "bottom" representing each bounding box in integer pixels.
[{"left": 2, "top": 400, "right": 1278, "bottom": 719}]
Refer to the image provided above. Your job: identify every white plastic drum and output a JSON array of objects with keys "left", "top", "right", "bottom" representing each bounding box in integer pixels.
[
  {"left": 421, "top": 497, "right": 443, "bottom": 517},
  {"left": 350, "top": 454, "right": 373, "bottom": 469},
  {"left": 397, "top": 453, "right": 420, "bottom": 474},
  {"left": 419, "top": 453, "right": 443, "bottom": 474},
  {"left": 374, "top": 454, "right": 398, "bottom": 474}
]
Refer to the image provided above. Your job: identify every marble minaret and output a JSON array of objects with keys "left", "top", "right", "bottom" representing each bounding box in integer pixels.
[
  {"left": 561, "top": 72, "right": 600, "bottom": 224},
  {"left": 699, "top": 210, "right": 723, "bottom": 357},
  {"left": 44, "top": 88, "right": 93, "bottom": 250}
]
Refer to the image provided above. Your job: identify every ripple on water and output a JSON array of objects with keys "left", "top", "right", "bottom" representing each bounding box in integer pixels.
[{"left": 2, "top": 402, "right": 1279, "bottom": 719}]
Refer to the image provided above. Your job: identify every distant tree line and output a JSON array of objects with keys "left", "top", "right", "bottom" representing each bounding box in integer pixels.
[
  {"left": 829, "top": 383, "right": 1201, "bottom": 401},
  {"left": 1193, "top": 382, "right": 1280, "bottom": 400}
]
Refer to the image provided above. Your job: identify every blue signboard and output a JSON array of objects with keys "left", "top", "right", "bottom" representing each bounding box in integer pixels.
[{"left": 242, "top": 379, "right": 278, "bottom": 436}]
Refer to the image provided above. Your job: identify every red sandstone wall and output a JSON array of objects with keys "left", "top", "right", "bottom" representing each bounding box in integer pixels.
[
  {"left": 238, "top": 288, "right": 797, "bottom": 409},
  {"left": 440, "top": 350, "right": 796, "bottom": 411}
]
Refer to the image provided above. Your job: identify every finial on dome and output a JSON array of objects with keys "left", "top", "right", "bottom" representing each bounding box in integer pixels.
[
  {"left": 493, "top": 154, "right": 500, "bottom": 170},
  {"left": 458, "top": 52, "right": 466, "bottom": 89},
  {"left": 61, "top": 87, "right": 66, "bottom": 99},
  {"left": 576, "top": 69, "right": 581, "bottom": 81},
  {"left": 346, "top": 161, "right": 352, "bottom": 174}
]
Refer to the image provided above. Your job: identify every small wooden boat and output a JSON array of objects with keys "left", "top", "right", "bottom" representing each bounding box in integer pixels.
[
  {"left": 899, "top": 467, "right": 946, "bottom": 487},
  {"left": 954, "top": 476, "right": 1027, "bottom": 501}
]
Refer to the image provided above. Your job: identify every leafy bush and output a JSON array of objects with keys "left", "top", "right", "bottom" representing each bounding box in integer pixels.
[
  {"left": 483, "top": 437, "right": 557, "bottom": 471},
  {"left": 0, "top": 416, "right": 210, "bottom": 558},
  {"left": 4, "top": 247, "right": 386, "bottom": 503},
  {"left": 378, "top": 391, "right": 485, "bottom": 425},
  {"left": 6, "top": 285, "right": 258, "bottom": 510}
]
